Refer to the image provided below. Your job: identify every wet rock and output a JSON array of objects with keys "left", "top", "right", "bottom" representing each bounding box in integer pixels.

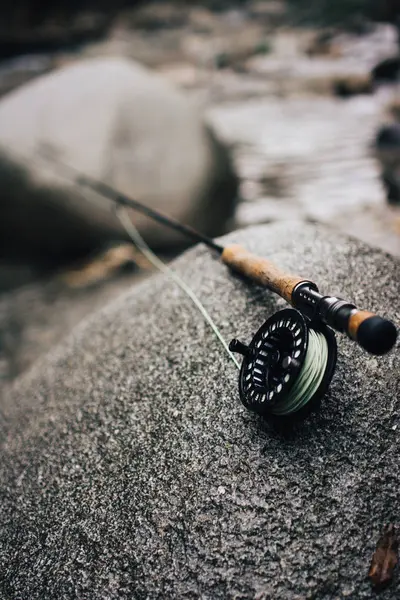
[
  {"left": 376, "top": 122, "right": 400, "bottom": 148},
  {"left": 247, "top": 0, "right": 287, "bottom": 26},
  {"left": 123, "top": 2, "right": 189, "bottom": 31},
  {"left": 183, "top": 20, "right": 269, "bottom": 72},
  {"left": 0, "top": 222, "right": 399, "bottom": 599},
  {"left": 188, "top": 6, "right": 218, "bottom": 33},
  {"left": 386, "top": 97, "right": 400, "bottom": 121},
  {"left": 372, "top": 56, "right": 400, "bottom": 82},
  {"left": 333, "top": 73, "right": 374, "bottom": 97},
  {"left": 375, "top": 123, "right": 400, "bottom": 204},
  {"left": 305, "top": 29, "right": 342, "bottom": 58},
  {"left": 246, "top": 27, "right": 387, "bottom": 96},
  {"left": 0, "top": 57, "right": 238, "bottom": 267}
]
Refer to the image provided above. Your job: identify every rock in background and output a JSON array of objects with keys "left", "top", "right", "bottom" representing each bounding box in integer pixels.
[
  {"left": 0, "top": 57, "right": 238, "bottom": 269},
  {"left": 0, "top": 222, "right": 399, "bottom": 599}
]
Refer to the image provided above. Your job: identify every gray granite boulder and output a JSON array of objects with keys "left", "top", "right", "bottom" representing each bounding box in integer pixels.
[
  {"left": 1, "top": 222, "right": 399, "bottom": 599},
  {"left": 0, "top": 57, "right": 238, "bottom": 266}
]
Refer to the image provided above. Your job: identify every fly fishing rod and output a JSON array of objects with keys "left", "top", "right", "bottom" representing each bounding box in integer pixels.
[{"left": 37, "top": 154, "right": 399, "bottom": 419}]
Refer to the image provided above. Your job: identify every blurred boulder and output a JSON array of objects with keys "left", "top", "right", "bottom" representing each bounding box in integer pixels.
[
  {"left": 0, "top": 57, "right": 238, "bottom": 269},
  {"left": 123, "top": 2, "right": 189, "bottom": 30},
  {"left": 247, "top": 0, "right": 287, "bottom": 25},
  {"left": 375, "top": 123, "right": 400, "bottom": 204},
  {"left": 333, "top": 72, "right": 374, "bottom": 97},
  {"left": 386, "top": 96, "right": 400, "bottom": 121},
  {"left": 372, "top": 56, "right": 400, "bottom": 82},
  {"left": 188, "top": 7, "right": 218, "bottom": 33},
  {"left": 305, "top": 29, "right": 342, "bottom": 57},
  {"left": 183, "top": 20, "right": 269, "bottom": 72},
  {"left": 0, "top": 222, "right": 399, "bottom": 598}
]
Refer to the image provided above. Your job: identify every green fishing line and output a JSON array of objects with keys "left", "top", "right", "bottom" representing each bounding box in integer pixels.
[
  {"left": 116, "top": 207, "right": 240, "bottom": 370},
  {"left": 270, "top": 329, "right": 329, "bottom": 416}
]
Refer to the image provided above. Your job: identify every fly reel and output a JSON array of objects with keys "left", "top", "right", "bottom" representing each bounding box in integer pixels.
[{"left": 229, "top": 309, "right": 337, "bottom": 419}]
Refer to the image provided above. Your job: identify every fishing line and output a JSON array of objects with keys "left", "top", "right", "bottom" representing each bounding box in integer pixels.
[
  {"left": 116, "top": 206, "right": 240, "bottom": 371},
  {"left": 269, "top": 329, "right": 329, "bottom": 416}
]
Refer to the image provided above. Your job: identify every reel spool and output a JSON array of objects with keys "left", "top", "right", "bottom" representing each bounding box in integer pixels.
[{"left": 229, "top": 309, "right": 337, "bottom": 419}]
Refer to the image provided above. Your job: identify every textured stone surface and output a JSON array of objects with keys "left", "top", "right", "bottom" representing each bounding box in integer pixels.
[
  {"left": 1, "top": 222, "right": 399, "bottom": 599},
  {"left": 0, "top": 261, "right": 147, "bottom": 384}
]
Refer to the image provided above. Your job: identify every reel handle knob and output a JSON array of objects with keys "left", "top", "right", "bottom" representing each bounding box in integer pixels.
[{"left": 229, "top": 339, "right": 253, "bottom": 357}]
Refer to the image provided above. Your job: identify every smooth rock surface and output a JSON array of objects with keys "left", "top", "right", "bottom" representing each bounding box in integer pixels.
[
  {"left": 1, "top": 222, "right": 399, "bottom": 599},
  {"left": 0, "top": 57, "right": 238, "bottom": 265}
]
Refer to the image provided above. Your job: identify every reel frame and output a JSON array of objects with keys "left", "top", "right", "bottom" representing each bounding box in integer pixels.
[{"left": 230, "top": 308, "right": 337, "bottom": 420}]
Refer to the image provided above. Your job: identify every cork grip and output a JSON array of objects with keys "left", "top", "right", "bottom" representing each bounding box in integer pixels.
[{"left": 221, "top": 244, "right": 307, "bottom": 304}]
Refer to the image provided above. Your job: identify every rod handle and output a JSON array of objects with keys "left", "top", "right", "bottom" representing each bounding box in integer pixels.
[
  {"left": 348, "top": 310, "right": 397, "bottom": 356},
  {"left": 222, "top": 245, "right": 398, "bottom": 355},
  {"left": 221, "top": 244, "right": 307, "bottom": 303}
]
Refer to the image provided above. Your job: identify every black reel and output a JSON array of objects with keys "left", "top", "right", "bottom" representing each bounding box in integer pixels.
[{"left": 229, "top": 309, "right": 337, "bottom": 419}]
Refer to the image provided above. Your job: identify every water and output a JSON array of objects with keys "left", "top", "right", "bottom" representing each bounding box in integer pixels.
[{"left": 203, "top": 25, "right": 400, "bottom": 256}]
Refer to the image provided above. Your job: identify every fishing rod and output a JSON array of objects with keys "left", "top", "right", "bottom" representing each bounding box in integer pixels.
[{"left": 36, "top": 154, "right": 399, "bottom": 419}]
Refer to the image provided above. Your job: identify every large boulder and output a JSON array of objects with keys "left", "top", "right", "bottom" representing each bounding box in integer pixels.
[
  {"left": 0, "top": 57, "right": 238, "bottom": 267},
  {"left": 1, "top": 222, "right": 399, "bottom": 599}
]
